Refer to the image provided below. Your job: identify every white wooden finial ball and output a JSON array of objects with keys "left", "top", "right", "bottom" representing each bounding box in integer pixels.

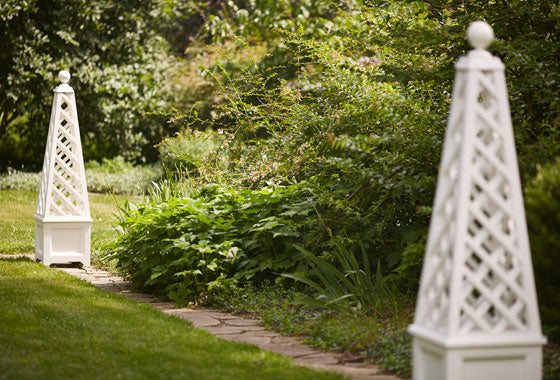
[
  {"left": 58, "top": 70, "right": 71, "bottom": 84},
  {"left": 467, "top": 21, "right": 494, "bottom": 49}
]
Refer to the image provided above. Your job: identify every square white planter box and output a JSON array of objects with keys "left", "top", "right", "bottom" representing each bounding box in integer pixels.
[
  {"left": 34, "top": 216, "right": 91, "bottom": 267},
  {"left": 411, "top": 332, "right": 543, "bottom": 380}
]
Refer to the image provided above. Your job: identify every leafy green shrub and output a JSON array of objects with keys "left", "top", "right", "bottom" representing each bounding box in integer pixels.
[
  {"left": 157, "top": 129, "right": 225, "bottom": 175},
  {"left": 525, "top": 157, "right": 560, "bottom": 340},
  {"left": 180, "top": 30, "right": 441, "bottom": 281},
  {"left": 170, "top": 0, "right": 341, "bottom": 47},
  {"left": 169, "top": 0, "right": 559, "bottom": 288},
  {"left": 308, "top": 133, "right": 437, "bottom": 284},
  {"left": 355, "top": 0, "right": 560, "bottom": 177},
  {"left": 107, "top": 183, "right": 315, "bottom": 305}
]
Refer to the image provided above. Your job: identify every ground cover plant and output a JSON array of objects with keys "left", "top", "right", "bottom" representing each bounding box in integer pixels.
[
  {"left": 206, "top": 282, "right": 414, "bottom": 378},
  {"left": 0, "top": 258, "right": 344, "bottom": 380},
  {"left": 108, "top": 183, "right": 315, "bottom": 304},
  {"left": 206, "top": 283, "right": 560, "bottom": 379}
]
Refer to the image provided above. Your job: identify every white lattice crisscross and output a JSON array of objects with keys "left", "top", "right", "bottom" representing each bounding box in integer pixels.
[
  {"left": 457, "top": 70, "right": 528, "bottom": 334},
  {"left": 414, "top": 69, "right": 466, "bottom": 335},
  {"left": 412, "top": 48, "right": 541, "bottom": 339},
  {"left": 409, "top": 22, "right": 545, "bottom": 380},
  {"left": 35, "top": 82, "right": 89, "bottom": 219}
]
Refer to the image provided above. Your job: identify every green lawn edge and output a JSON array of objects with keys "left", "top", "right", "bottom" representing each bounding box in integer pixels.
[{"left": 0, "top": 258, "right": 345, "bottom": 380}]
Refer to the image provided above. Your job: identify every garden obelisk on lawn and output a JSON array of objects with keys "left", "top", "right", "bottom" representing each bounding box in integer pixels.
[
  {"left": 408, "top": 22, "right": 546, "bottom": 380},
  {"left": 34, "top": 70, "right": 91, "bottom": 267}
]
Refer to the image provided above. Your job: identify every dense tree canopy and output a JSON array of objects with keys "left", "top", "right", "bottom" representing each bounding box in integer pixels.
[{"left": 0, "top": 0, "right": 178, "bottom": 169}]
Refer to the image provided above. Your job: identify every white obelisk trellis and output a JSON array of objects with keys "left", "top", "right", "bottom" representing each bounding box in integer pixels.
[
  {"left": 34, "top": 70, "right": 91, "bottom": 267},
  {"left": 408, "top": 22, "right": 546, "bottom": 380}
]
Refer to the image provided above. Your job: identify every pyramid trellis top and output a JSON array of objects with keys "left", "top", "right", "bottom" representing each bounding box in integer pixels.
[
  {"left": 35, "top": 70, "right": 90, "bottom": 222},
  {"left": 409, "top": 22, "right": 545, "bottom": 347}
]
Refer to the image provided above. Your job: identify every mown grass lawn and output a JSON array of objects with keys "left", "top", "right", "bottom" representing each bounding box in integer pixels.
[
  {"left": 0, "top": 190, "right": 130, "bottom": 258},
  {"left": 0, "top": 258, "right": 344, "bottom": 380}
]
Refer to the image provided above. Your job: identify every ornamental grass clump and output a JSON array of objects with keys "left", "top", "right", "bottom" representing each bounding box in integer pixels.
[{"left": 283, "top": 240, "right": 398, "bottom": 315}]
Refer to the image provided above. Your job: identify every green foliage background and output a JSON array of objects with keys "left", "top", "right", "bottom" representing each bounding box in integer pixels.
[
  {"left": 163, "top": 0, "right": 560, "bottom": 284},
  {"left": 525, "top": 158, "right": 560, "bottom": 340},
  {"left": 0, "top": 0, "right": 178, "bottom": 168},
  {"left": 2, "top": 0, "right": 558, "bottom": 360},
  {"left": 125, "top": 0, "right": 559, "bottom": 327}
]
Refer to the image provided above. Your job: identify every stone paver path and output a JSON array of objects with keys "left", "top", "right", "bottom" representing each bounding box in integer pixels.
[{"left": 1, "top": 255, "right": 404, "bottom": 380}]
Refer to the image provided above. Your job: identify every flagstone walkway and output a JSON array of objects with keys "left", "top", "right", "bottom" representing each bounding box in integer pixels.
[{"left": 1, "top": 255, "right": 404, "bottom": 380}]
